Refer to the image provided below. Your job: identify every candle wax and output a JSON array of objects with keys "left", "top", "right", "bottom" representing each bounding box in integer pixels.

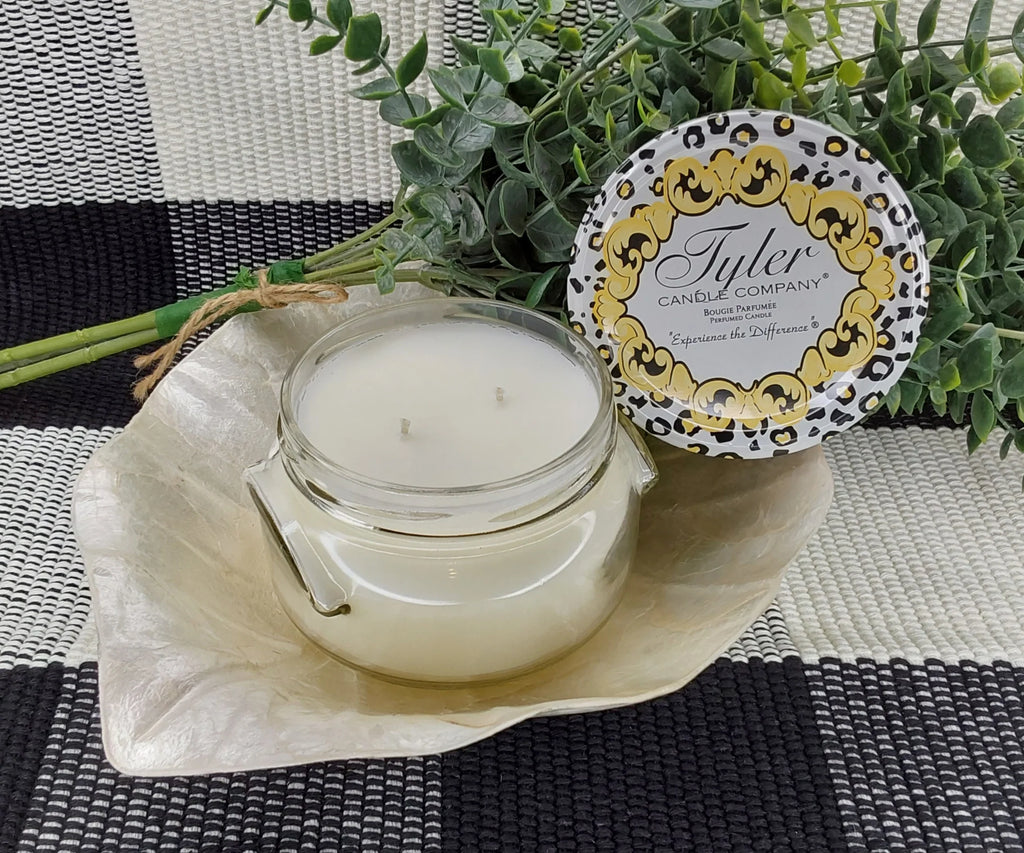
[{"left": 296, "top": 321, "right": 600, "bottom": 488}]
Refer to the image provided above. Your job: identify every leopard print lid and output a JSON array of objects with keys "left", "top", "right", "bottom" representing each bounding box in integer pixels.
[{"left": 567, "top": 109, "right": 929, "bottom": 458}]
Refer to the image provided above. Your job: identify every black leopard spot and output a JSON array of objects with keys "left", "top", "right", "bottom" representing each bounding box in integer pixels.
[
  {"left": 709, "top": 114, "right": 730, "bottom": 134},
  {"left": 729, "top": 123, "right": 759, "bottom": 146},
  {"left": 683, "top": 126, "right": 705, "bottom": 147},
  {"left": 824, "top": 136, "right": 849, "bottom": 156},
  {"left": 773, "top": 115, "right": 795, "bottom": 136}
]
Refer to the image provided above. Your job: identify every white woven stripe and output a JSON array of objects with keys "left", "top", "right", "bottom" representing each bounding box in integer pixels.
[
  {"left": 0, "top": 427, "right": 116, "bottom": 668},
  {"left": 0, "top": 0, "right": 162, "bottom": 208},
  {"left": 779, "top": 427, "right": 1024, "bottom": 666},
  {"left": 128, "top": 0, "right": 445, "bottom": 204},
  {"left": 722, "top": 603, "right": 800, "bottom": 664}
]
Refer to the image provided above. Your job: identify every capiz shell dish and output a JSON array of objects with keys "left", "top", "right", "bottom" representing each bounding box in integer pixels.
[{"left": 72, "top": 283, "right": 832, "bottom": 775}]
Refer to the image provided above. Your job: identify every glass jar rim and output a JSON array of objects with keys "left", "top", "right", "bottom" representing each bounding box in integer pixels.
[{"left": 276, "top": 297, "right": 617, "bottom": 534}]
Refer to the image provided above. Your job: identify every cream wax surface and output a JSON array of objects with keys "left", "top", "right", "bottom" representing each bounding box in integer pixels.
[{"left": 295, "top": 320, "right": 601, "bottom": 488}]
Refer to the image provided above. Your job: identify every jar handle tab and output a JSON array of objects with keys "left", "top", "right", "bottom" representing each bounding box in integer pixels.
[
  {"left": 245, "top": 457, "right": 351, "bottom": 617},
  {"left": 616, "top": 414, "right": 659, "bottom": 495}
]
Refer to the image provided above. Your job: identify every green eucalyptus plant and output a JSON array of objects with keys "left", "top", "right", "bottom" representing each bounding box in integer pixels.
[{"left": 3, "top": 0, "right": 1024, "bottom": 463}]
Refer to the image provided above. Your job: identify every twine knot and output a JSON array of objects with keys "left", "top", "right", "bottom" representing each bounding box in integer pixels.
[{"left": 132, "top": 268, "right": 348, "bottom": 402}]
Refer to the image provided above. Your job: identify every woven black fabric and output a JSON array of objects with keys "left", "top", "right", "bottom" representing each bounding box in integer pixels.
[
  {"left": 0, "top": 664, "right": 66, "bottom": 851},
  {"left": 811, "top": 658, "right": 1024, "bottom": 853},
  {"left": 14, "top": 664, "right": 442, "bottom": 853},
  {"left": 441, "top": 657, "right": 847, "bottom": 853},
  {"left": 0, "top": 200, "right": 391, "bottom": 429}
]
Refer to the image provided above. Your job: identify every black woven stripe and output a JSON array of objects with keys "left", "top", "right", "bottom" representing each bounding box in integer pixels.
[
  {"left": 14, "top": 663, "right": 438, "bottom": 853},
  {"left": 441, "top": 657, "right": 847, "bottom": 853},
  {"left": 812, "top": 658, "right": 1024, "bottom": 853},
  {"left": 1, "top": 200, "right": 390, "bottom": 430},
  {"left": 0, "top": 664, "right": 66, "bottom": 851}
]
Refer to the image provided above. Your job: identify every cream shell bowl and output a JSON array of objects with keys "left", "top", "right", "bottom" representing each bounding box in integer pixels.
[{"left": 72, "top": 283, "right": 833, "bottom": 775}]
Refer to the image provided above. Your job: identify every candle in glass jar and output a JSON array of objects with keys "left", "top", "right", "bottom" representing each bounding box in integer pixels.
[
  {"left": 295, "top": 321, "right": 601, "bottom": 487},
  {"left": 247, "top": 299, "right": 655, "bottom": 685}
]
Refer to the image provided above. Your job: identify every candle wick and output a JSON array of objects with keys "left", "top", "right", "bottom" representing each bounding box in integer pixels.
[
  {"left": 495, "top": 386, "right": 504, "bottom": 403},
  {"left": 400, "top": 418, "right": 411, "bottom": 437}
]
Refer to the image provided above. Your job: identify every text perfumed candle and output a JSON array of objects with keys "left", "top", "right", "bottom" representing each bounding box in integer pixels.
[{"left": 246, "top": 298, "right": 657, "bottom": 685}]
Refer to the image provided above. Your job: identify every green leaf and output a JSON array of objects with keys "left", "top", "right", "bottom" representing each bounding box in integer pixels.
[
  {"left": 899, "top": 378, "right": 924, "bottom": 414},
  {"left": 395, "top": 33, "right": 429, "bottom": 88},
  {"left": 443, "top": 110, "right": 496, "bottom": 153},
  {"left": 345, "top": 14, "right": 383, "bottom": 62},
  {"left": 917, "top": 0, "right": 940, "bottom": 43},
  {"left": 458, "top": 192, "right": 487, "bottom": 246},
  {"left": 1014, "top": 10, "right": 1024, "bottom": 63},
  {"left": 538, "top": 0, "right": 566, "bottom": 13},
  {"left": 943, "top": 166, "right": 987, "bottom": 209},
  {"left": 413, "top": 124, "right": 464, "bottom": 168},
  {"left": 310, "top": 35, "right": 343, "bottom": 56},
  {"left": 939, "top": 360, "right": 961, "bottom": 390},
  {"left": 525, "top": 267, "right": 560, "bottom": 308},
  {"left": 970, "top": 391, "right": 996, "bottom": 441},
  {"left": 391, "top": 139, "right": 444, "bottom": 186},
  {"left": 401, "top": 103, "right": 451, "bottom": 128},
  {"left": 524, "top": 132, "right": 564, "bottom": 200},
  {"left": 526, "top": 204, "right": 577, "bottom": 253},
  {"left": 351, "top": 76, "right": 398, "bottom": 100},
  {"left": 374, "top": 263, "right": 396, "bottom": 295},
  {"left": 634, "top": 17, "right": 683, "bottom": 47},
  {"left": 738, "top": 12, "right": 773, "bottom": 63},
  {"left": 326, "top": 0, "right": 352, "bottom": 31},
  {"left": 519, "top": 39, "right": 558, "bottom": 64},
  {"left": 428, "top": 67, "right": 466, "bottom": 108},
  {"left": 255, "top": 6, "right": 274, "bottom": 26},
  {"left": 996, "top": 97, "right": 1024, "bottom": 131},
  {"left": 917, "top": 125, "right": 946, "bottom": 181},
  {"left": 703, "top": 37, "right": 752, "bottom": 63},
  {"left": 886, "top": 68, "right": 908, "bottom": 114},
  {"left": 958, "top": 337, "right": 996, "bottom": 391},
  {"left": 784, "top": 9, "right": 817, "bottom": 48},
  {"left": 498, "top": 180, "right": 530, "bottom": 236},
  {"left": 571, "top": 143, "right": 591, "bottom": 184},
  {"left": 1000, "top": 350, "right": 1024, "bottom": 398},
  {"left": 754, "top": 72, "right": 792, "bottom": 110},
  {"left": 713, "top": 60, "right": 737, "bottom": 112},
  {"left": 960, "top": 114, "right": 1015, "bottom": 168},
  {"left": 379, "top": 92, "right": 429, "bottom": 126},
  {"left": 883, "top": 382, "right": 901, "bottom": 416},
  {"left": 352, "top": 57, "right": 383, "bottom": 76},
  {"left": 478, "top": 47, "right": 510, "bottom": 85},
  {"left": 287, "top": 0, "right": 313, "bottom": 23},
  {"left": 471, "top": 94, "right": 530, "bottom": 126},
  {"left": 951, "top": 220, "right": 987, "bottom": 277},
  {"left": 923, "top": 305, "right": 972, "bottom": 344},
  {"left": 558, "top": 27, "right": 584, "bottom": 52},
  {"left": 966, "top": 0, "right": 993, "bottom": 52},
  {"left": 837, "top": 59, "right": 864, "bottom": 86},
  {"left": 992, "top": 217, "right": 1017, "bottom": 270},
  {"left": 669, "top": 0, "right": 730, "bottom": 8}
]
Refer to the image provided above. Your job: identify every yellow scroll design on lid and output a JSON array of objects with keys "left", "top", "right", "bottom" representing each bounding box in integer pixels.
[{"left": 594, "top": 143, "right": 896, "bottom": 431}]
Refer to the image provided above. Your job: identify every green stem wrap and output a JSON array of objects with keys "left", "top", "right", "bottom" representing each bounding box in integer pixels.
[{"left": 152, "top": 260, "right": 307, "bottom": 338}]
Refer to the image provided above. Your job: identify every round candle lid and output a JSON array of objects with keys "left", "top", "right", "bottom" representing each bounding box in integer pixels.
[{"left": 567, "top": 110, "right": 929, "bottom": 458}]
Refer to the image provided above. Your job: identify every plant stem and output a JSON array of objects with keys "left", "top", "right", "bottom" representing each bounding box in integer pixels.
[
  {"left": 961, "top": 322, "right": 1024, "bottom": 342},
  {"left": 0, "top": 311, "right": 157, "bottom": 371},
  {"left": 304, "top": 256, "right": 382, "bottom": 281},
  {"left": 303, "top": 210, "right": 401, "bottom": 269},
  {"left": 0, "top": 329, "right": 163, "bottom": 391}
]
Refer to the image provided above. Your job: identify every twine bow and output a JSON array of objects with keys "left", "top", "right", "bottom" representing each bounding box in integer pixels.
[{"left": 132, "top": 268, "right": 348, "bottom": 401}]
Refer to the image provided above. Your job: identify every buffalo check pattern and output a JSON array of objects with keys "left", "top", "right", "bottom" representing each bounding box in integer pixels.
[{"left": 3, "top": 1, "right": 1024, "bottom": 850}]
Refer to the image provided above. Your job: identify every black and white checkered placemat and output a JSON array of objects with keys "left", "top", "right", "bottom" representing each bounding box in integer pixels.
[{"left": 3, "top": 1, "right": 1024, "bottom": 850}]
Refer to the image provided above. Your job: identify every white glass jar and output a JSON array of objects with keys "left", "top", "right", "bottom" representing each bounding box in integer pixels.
[{"left": 246, "top": 298, "right": 657, "bottom": 686}]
